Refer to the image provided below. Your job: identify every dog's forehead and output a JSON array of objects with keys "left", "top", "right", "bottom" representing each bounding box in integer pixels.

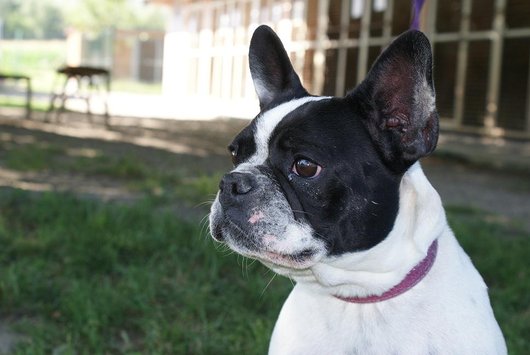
[{"left": 236, "top": 96, "right": 330, "bottom": 170}]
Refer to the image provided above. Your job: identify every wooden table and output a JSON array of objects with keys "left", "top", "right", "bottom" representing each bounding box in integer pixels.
[{"left": 0, "top": 73, "right": 32, "bottom": 118}]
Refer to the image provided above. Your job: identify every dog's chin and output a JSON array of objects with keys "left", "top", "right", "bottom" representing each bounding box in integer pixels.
[{"left": 217, "top": 227, "right": 324, "bottom": 270}]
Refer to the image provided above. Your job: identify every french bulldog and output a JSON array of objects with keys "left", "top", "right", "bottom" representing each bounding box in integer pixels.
[{"left": 209, "top": 25, "right": 507, "bottom": 355}]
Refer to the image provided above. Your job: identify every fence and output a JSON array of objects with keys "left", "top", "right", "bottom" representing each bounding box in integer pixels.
[{"left": 163, "top": 0, "right": 530, "bottom": 137}]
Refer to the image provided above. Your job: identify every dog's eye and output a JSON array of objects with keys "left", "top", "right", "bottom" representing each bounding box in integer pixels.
[
  {"left": 292, "top": 158, "right": 321, "bottom": 178},
  {"left": 228, "top": 146, "right": 237, "bottom": 165}
]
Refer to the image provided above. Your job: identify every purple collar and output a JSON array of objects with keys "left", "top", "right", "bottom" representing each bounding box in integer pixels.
[{"left": 335, "top": 239, "right": 438, "bottom": 304}]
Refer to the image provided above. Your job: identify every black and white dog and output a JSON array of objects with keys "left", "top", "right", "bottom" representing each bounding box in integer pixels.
[{"left": 209, "top": 25, "right": 507, "bottom": 354}]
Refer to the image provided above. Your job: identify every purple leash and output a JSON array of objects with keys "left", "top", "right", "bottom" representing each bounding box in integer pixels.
[{"left": 411, "top": 0, "right": 427, "bottom": 30}]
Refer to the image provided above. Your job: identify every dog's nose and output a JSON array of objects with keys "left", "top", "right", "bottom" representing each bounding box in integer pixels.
[{"left": 219, "top": 172, "right": 256, "bottom": 197}]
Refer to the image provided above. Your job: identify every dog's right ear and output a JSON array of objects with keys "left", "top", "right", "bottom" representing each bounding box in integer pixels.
[
  {"left": 350, "top": 30, "right": 439, "bottom": 173},
  {"left": 249, "top": 25, "right": 308, "bottom": 109}
]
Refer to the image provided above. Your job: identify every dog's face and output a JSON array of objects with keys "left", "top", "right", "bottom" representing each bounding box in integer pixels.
[{"left": 209, "top": 26, "right": 438, "bottom": 274}]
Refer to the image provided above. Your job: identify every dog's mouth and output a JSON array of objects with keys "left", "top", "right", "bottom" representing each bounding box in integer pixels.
[
  {"left": 216, "top": 220, "right": 321, "bottom": 269},
  {"left": 258, "top": 248, "right": 318, "bottom": 269},
  {"left": 210, "top": 198, "right": 325, "bottom": 270}
]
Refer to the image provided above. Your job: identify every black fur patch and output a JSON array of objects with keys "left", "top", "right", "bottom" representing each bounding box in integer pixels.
[{"left": 267, "top": 99, "right": 401, "bottom": 254}]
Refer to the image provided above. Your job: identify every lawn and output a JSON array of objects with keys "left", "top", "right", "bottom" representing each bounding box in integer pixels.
[
  {"left": 0, "top": 189, "right": 528, "bottom": 354},
  {"left": 0, "top": 123, "right": 528, "bottom": 354}
]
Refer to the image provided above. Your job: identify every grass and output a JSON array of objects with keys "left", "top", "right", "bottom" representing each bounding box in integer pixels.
[
  {"left": 446, "top": 206, "right": 530, "bottom": 353},
  {"left": 0, "top": 189, "right": 290, "bottom": 354},
  {"left": 0, "top": 97, "right": 49, "bottom": 113},
  {"left": 0, "top": 129, "right": 528, "bottom": 353},
  {"left": 4, "top": 143, "right": 66, "bottom": 171},
  {"left": 0, "top": 189, "right": 528, "bottom": 354}
]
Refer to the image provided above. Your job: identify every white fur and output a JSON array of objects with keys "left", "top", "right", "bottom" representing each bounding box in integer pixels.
[
  {"left": 246, "top": 96, "right": 330, "bottom": 166},
  {"left": 269, "top": 163, "right": 507, "bottom": 355}
]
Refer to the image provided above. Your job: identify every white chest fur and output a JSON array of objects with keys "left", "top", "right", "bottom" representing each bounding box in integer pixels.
[{"left": 268, "top": 164, "right": 507, "bottom": 355}]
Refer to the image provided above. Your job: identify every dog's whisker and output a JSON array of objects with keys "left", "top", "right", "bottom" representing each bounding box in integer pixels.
[
  {"left": 260, "top": 273, "right": 278, "bottom": 298},
  {"left": 196, "top": 200, "right": 215, "bottom": 208}
]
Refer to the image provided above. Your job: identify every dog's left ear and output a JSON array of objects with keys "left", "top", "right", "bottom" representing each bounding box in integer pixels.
[
  {"left": 249, "top": 25, "right": 308, "bottom": 109},
  {"left": 351, "top": 30, "right": 439, "bottom": 173}
]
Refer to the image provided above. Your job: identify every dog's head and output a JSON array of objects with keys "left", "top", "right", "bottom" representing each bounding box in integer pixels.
[{"left": 209, "top": 25, "right": 438, "bottom": 274}]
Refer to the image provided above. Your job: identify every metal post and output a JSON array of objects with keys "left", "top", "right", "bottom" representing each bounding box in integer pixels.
[
  {"left": 25, "top": 77, "right": 32, "bottom": 119},
  {"left": 312, "top": 0, "right": 330, "bottom": 95},
  {"left": 423, "top": 0, "right": 437, "bottom": 39},
  {"left": 357, "top": 0, "right": 372, "bottom": 84},
  {"left": 335, "top": 0, "right": 352, "bottom": 96},
  {"left": 526, "top": 48, "right": 530, "bottom": 133},
  {"left": 484, "top": 0, "right": 506, "bottom": 133},
  {"left": 453, "top": 0, "right": 471, "bottom": 128},
  {"left": 382, "top": 0, "right": 394, "bottom": 45}
]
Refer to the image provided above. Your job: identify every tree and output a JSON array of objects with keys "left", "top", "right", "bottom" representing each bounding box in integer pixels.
[
  {"left": 0, "top": 0, "right": 65, "bottom": 39},
  {"left": 63, "top": 0, "right": 167, "bottom": 35},
  {"left": 0, "top": 0, "right": 167, "bottom": 39}
]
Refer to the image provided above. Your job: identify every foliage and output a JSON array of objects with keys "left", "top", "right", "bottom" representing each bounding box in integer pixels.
[
  {"left": 0, "top": 0, "right": 65, "bottom": 39},
  {"left": 0, "top": 0, "right": 168, "bottom": 40},
  {"left": 62, "top": 0, "right": 168, "bottom": 35}
]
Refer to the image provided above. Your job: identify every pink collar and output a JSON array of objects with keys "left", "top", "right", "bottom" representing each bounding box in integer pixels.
[{"left": 335, "top": 239, "right": 438, "bottom": 304}]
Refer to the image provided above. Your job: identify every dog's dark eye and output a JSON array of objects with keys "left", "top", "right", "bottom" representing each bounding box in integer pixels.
[
  {"left": 292, "top": 158, "right": 321, "bottom": 178},
  {"left": 229, "top": 147, "right": 237, "bottom": 165},
  {"left": 230, "top": 150, "right": 237, "bottom": 165}
]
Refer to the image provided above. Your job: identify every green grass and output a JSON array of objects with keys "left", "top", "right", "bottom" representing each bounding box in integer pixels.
[
  {"left": 446, "top": 206, "right": 530, "bottom": 353},
  {"left": 4, "top": 143, "right": 66, "bottom": 171},
  {"left": 0, "top": 97, "right": 49, "bottom": 113},
  {"left": 0, "top": 189, "right": 290, "bottom": 354},
  {"left": 0, "top": 189, "right": 528, "bottom": 354}
]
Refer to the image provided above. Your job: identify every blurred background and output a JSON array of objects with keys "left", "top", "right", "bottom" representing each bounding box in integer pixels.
[{"left": 0, "top": 0, "right": 529, "bottom": 354}]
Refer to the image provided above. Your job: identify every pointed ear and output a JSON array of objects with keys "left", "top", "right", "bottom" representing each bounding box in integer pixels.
[
  {"left": 249, "top": 25, "right": 308, "bottom": 109},
  {"left": 353, "top": 30, "right": 439, "bottom": 173}
]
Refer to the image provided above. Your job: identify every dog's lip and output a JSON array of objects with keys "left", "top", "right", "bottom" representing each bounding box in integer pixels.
[{"left": 258, "top": 248, "right": 318, "bottom": 269}]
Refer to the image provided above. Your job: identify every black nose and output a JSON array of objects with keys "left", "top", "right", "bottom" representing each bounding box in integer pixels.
[{"left": 219, "top": 172, "right": 256, "bottom": 197}]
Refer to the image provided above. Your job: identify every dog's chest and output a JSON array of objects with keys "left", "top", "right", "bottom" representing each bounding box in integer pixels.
[
  {"left": 270, "top": 288, "right": 438, "bottom": 355},
  {"left": 268, "top": 241, "right": 506, "bottom": 355}
]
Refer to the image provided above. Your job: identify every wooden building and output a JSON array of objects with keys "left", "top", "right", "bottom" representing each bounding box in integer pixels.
[{"left": 154, "top": 0, "right": 530, "bottom": 137}]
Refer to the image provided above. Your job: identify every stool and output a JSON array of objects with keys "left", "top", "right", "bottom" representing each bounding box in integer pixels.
[{"left": 47, "top": 66, "right": 111, "bottom": 124}]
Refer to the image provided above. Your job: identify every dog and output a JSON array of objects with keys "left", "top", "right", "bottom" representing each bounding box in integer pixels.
[{"left": 209, "top": 25, "right": 507, "bottom": 354}]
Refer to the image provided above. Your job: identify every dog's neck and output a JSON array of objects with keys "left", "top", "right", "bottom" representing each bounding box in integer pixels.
[
  {"left": 292, "top": 163, "right": 447, "bottom": 299},
  {"left": 334, "top": 238, "right": 438, "bottom": 303}
]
